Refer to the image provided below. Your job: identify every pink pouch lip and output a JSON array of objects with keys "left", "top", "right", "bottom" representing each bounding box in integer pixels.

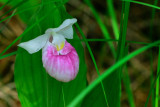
[{"left": 42, "top": 41, "right": 79, "bottom": 82}]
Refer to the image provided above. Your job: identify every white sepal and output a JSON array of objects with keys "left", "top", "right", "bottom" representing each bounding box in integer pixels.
[
  {"left": 18, "top": 34, "right": 49, "bottom": 54},
  {"left": 45, "top": 18, "right": 77, "bottom": 39}
]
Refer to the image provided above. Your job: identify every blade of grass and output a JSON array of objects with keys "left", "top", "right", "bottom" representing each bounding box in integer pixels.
[
  {"left": 150, "top": 50, "right": 155, "bottom": 107},
  {"left": 114, "top": 1, "right": 130, "bottom": 106},
  {"left": 0, "top": 0, "right": 10, "bottom": 10},
  {"left": 149, "top": 0, "right": 158, "bottom": 38},
  {"left": 68, "top": 40, "right": 160, "bottom": 107},
  {"left": 0, "top": 51, "right": 17, "bottom": 59},
  {"left": 123, "top": 66, "right": 135, "bottom": 107},
  {"left": 75, "top": 23, "right": 109, "bottom": 106},
  {"left": 149, "top": 0, "right": 159, "bottom": 106},
  {"left": 122, "top": 45, "right": 135, "bottom": 107},
  {"left": 106, "top": 0, "right": 119, "bottom": 39},
  {"left": 0, "top": 0, "right": 27, "bottom": 19},
  {"left": 0, "top": 9, "right": 16, "bottom": 32},
  {"left": 80, "top": 38, "right": 159, "bottom": 46},
  {"left": 145, "top": 47, "right": 160, "bottom": 107},
  {"left": 116, "top": 1, "right": 130, "bottom": 62},
  {"left": 155, "top": 46, "right": 160, "bottom": 107},
  {"left": 84, "top": 0, "right": 116, "bottom": 58},
  {"left": 122, "top": 0, "right": 160, "bottom": 10}
]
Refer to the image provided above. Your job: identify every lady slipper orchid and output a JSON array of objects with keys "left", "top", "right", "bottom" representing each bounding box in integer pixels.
[{"left": 18, "top": 18, "right": 79, "bottom": 82}]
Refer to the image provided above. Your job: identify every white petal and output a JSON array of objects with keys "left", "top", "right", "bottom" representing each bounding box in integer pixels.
[
  {"left": 45, "top": 18, "right": 77, "bottom": 39},
  {"left": 18, "top": 34, "right": 49, "bottom": 54},
  {"left": 52, "top": 34, "right": 66, "bottom": 51}
]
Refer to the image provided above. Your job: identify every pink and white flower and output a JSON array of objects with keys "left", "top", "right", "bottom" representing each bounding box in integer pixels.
[{"left": 18, "top": 18, "right": 79, "bottom": 82}]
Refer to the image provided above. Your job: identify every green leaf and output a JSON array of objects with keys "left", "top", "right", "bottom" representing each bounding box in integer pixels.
[
  {"left": 14, "top": 1, "right": 87, "bottom": 107},
  {"left": 122, "top": 0, "right": 160, "bottom": 9},
  {"left": 0, "top": 51, "right": 17, "bottom": 60},
  {"left": 81, "top": 81, "right": 108, "bottom": 107}
]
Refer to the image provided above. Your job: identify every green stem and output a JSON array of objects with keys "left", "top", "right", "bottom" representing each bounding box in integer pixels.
[
  {"left": 155, "top": 45, "right": 160, "bottom": 107},
  {"left": 107, "top": 0, "right": 119, "bottom": 39}
]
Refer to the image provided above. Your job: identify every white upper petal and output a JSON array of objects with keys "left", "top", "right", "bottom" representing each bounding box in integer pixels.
[
  {"left": 52, "top": 34, "right": 66, "bottom": 49},
  {"left": 18, "top": 34, "right": 49, "bottom": 54},
  {"left": 45, "top": 18, "right": 77, "bottom": 39}
]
